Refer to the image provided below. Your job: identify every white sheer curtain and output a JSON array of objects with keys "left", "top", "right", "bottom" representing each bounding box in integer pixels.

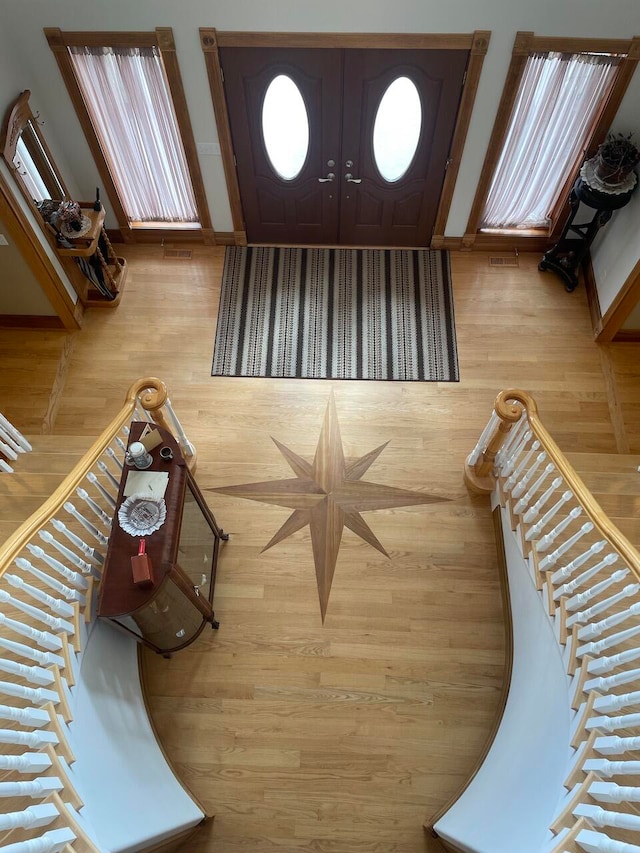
[
  {"left": 482, "top": 52, "right": 620, "bottom": 229},
  {"left": 69, "top": 46, "right": 198, "bottom": 224}
]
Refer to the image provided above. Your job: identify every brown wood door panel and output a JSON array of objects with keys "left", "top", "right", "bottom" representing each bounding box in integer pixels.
[
  {"left": 220, "top": 46, "right": 468, "bottom": 246},
  {"left": 220, "top": 47, "right": 342, "bottom": 244},
  {"left": 339, "top": 49, "right": 468, "bottom": 246}
]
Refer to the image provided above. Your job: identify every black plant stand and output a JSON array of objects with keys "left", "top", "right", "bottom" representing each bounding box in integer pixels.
[{"left": 539, "top": 176, "right": 636, "bottom": 292}]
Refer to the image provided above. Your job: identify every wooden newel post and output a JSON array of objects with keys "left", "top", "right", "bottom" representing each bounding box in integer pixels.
[{"left": 464, "top": 390, "right": 526, "bottom": 495}]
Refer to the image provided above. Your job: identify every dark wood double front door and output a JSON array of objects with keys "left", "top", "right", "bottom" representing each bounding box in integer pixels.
[{"left": 220, "top": 47, "right": 468, "bottom": 246}]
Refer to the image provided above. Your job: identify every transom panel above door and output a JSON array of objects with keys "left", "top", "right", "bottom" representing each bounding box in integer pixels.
[{"left": 220, "top": 46, "right": 469, "bottom": 247}]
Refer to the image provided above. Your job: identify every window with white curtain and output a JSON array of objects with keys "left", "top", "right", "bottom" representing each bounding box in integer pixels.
[
  {"left": 481, "top": 52, "right": 620, "bottom": 230},
  {"left": 68, "top": 45, "right": 199, "bottom": 226}
]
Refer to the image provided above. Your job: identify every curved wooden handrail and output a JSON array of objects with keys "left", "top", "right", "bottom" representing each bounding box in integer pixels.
[
  {"left": 0, "top": 376, "right": 168, "bottom": 579},
  {"left": 495, "top": 388, "right": 640, "bottom": 577}
]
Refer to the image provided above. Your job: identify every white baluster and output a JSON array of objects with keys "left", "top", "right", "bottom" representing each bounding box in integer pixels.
[
  {"left": 585, "top": 666, "right": 640, "bottom": 694},
  {"left": 525, "top": 490, "right": 573, "bottom": 541},
  {"left": 501, "top": 429, "right": 532, "bottom": 478},
  {"left": 504, "top": 440, "right": 541, "bottom": 493},
  {"left": 0, "top": 658, "right": 54, "bottom": 687},
  {"left": 0, "top": 412, "right": 32, "bottom": 452},
  {"left": 0, "top": 802, "right": 59, "bottom": 832},
  {"left": 0, "top": 705, "right": 50, "bottom": 729},
  {"left": 522, "top": 476, "right": 563, "bottom": 523},
  {"left": 495, "top": 413, "right": 527, "bottom": 468},
  {"left": 590, "top": 781, "right": 640, "bottom": 805},
  {"left": 513, "top": 462, "right": 555, "bottom": 514},
  {"left": 0, "top": 729, "right": 58, "bottom": 749},
  {"left": 583, "top": 758, "right": 640, "bottom": 778},
  {"left": 133, "top": 403, "right": 152, "bottom": 423},
  {"left": 0, "top": 682, "right": 58, "bottom": 707},
  {"left": 63, "top": 502, "right": 108, "bottom": 546},
  {"left": 105, "top": 445, "right": 124, "bottom": 471},
  {"left": 569, "top": 584, "right": 640, "bottom": 630},
  {"left": 0, "top": 753, "right": 52, "bottom": 773},
  {"left": 0, "top": 592, "right": 72, "bottom": 638},
  {"left": 587, "top": 712, "right": 640, "bottom": 732},
  {"left": 565, "top": 569, "right": 630, "bottom": 615},
  {"left": 552, "top": 550, "right": 615, "bottom": 592},
  {"left": 50, "top": 518, "right": 103, "bottom": 565},
  {"left": 595, "top": 735, "right": 640, "bottom": 756},
  {"left": 0, "top": 424, "right": 25, "bottom": 456},
  {"left": 0, "top": 638, "right": 64, "bottom": 670},
  {"left": 5, "top": 574, "right": 75, "bottom": 619},
  {"left": 76, "top": 487, "right": 111, "bottom": 527},
  {"left": 86, "top": 470, "right": 117, "bottom": 507},
  {"left": 576, "top": 625, "right": 640, "bottom": 657},
  {"left": 0, "top": 458, "right": 14, "bottom": 473},
  {"left": 539, "top": 521, "right": 594, "bottom": 570},
  {"left": 0, "top": 611, "right": 63, "bottom": 651},
  {"left": 511, "top": 451, "right": 547, "bottom": 500},
  {"left": 535, "top": 506, "right": 582, "bottom": 552},
  {"left": 594, "top": 691, "right": 640, "bottom": 714},
  {"left": 15, "top": 558, "right": 86, "bottom": 605},
  {"left": 588, "top": 646, "right": 640, "bottom": 676},
  {"left": 115, "top": 435, "right": 127, "bottom": 453},
  {"left": 37, "top": 532, "right": 92, "bottom": 580},
  {"left": 0, "top": 826, "right": 75, "bottom": 853},
  {"left": 467, "top": 411, "right": 500, "bottom": 467},
  {"left": 576, "top": 828, "right": 640, "bottom": 853},
  {"left": 96, "top": 461, "right": 121, "bottom": 492},
  {"left": 0, "top": 440, "right": 18, "bottom": 461},
  {"left": 160, "top": 396, "right": 195, "bottom": 458},
  {"left": 578, "top": 602, "right": 640, "bottom": 642},
  {"left": 575, "top": 803, "right": 640, "bottom": 832}
]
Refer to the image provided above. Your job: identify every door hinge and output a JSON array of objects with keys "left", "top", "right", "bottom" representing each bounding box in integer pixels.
[
  {"left": 445, "top": 158, "right": 452, "bottom": 171},
  {"left": 233, "top": 154, "right": 237, "bottom": 168},
  {"left": 462, "top": 70, "right": 467, "bottom": 87},
  {"left": 220, "top": 67, "right": 225, "bottom": 82}
]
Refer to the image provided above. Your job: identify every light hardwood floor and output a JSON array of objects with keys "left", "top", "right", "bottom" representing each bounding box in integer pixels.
[{"left": 0, "top": 248, "right": 639, "bottom": 852}]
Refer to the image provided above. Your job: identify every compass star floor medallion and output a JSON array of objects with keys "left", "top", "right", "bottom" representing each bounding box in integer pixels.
[{"left": 211, "top": 393, "right": 449, "bottom": 621}]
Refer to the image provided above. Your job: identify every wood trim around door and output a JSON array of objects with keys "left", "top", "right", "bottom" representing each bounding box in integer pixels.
[
  {"left": 45, "top": 27, "right": 215, "bottom": 245},
  {"left": 596, "top": 256, "right": 640, "bottom": 343},
  {"left": 200, "top": 28, "right": 247, "bottom": 244},
  {"left": 200, "top": 28, "right": 485, "bottom": 247},
  {"left": 463, "top": 32, "right": 640, "bottom": 248},
  {"left": 431, "top": 31, "right": 490, "bottom": 248}
]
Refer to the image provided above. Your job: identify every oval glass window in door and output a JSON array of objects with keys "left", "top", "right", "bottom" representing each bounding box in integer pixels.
[
  {"left": 372, "top": 77, "right": 422, "bottom": 182},
  {"left": 262, "top": 75, "right": 310, "bottom": 181}
]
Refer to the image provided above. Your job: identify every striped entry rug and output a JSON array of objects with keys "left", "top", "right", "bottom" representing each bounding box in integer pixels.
[{"left": 211, "top": 247, "right": 459, "bottom": 381}]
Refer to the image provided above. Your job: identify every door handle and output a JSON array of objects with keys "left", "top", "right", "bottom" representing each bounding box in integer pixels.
[
  {"left": 318, "top": 172, "right": 335, "bottom": 183},
  {"left": 345, "top": 173, "right": 362, "bottom": 184}
]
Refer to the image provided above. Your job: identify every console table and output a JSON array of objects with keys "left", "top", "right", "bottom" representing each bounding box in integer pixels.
[{"left": 98, "top": 423, "right": 228, "bottom": 655}]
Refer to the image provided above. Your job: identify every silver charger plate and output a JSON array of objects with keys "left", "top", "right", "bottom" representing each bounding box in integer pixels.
[{"left": 118, "top": 493, "right": 167, "bottom": 536}]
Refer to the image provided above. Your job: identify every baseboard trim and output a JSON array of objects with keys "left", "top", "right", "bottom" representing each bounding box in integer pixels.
[
  {"left": 613, "top": 329, "right": 640, "bottom": 342},
  {"left": 0, "top": 314, "right": 63, "bottom": 329}
]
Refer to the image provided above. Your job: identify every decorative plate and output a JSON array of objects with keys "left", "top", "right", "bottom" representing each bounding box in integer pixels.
[{"left": 117, "top": 493, "right": 167, "bottom": 537}]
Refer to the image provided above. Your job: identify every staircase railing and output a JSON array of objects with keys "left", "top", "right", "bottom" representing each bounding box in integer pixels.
[
  {"left": 0, "top": 377, "right": 200, "bottom": 853},
  {"left": 444, "top": 389, "right": 640, "bottom": 853}
]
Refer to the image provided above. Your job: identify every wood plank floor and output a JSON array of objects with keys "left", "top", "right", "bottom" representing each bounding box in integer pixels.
[{"left": 1, "top": 248, "right": 639, "bottom": 852}]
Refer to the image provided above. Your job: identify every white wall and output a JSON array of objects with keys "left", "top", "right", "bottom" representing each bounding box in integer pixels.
[
  {"left": 1, "top": 0, "right": 639, "bottom": 311},
  {"left": 0, "top": 25, "right": 78, "bottom": 311},
  {"left": 0, "top": 211, "right": 56, "bottom": 315},
  {"left": 590, "top": 71, "right": 640, "bottom": 317}
]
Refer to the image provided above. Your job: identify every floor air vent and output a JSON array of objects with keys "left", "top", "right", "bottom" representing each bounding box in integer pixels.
[
  {"left": 489, "top": 255, "right": 519, "bottom": 267},
  {"left": 163, "top": 247, "right": 193, "bottom": 260}
]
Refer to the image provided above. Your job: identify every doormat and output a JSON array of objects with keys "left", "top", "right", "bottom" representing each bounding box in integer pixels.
[{"left": 211, "top": 247, "right": 459, "bottom": 381}]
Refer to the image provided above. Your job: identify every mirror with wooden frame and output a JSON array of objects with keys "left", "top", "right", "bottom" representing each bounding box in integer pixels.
[{"left": 1, "top": 89, "right": 68, "bottom": 207}]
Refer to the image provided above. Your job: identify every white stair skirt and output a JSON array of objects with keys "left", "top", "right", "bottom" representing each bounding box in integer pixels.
[
  {"left": 67, "top": 621, "right": 203, "bottom": 853},
  {"left": 433, "top": 504, "right": 572, "bottom": 853}
]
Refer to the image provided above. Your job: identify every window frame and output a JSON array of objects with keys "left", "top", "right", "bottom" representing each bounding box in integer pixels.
[
  {"left": 463, "top": 32, "right": 640, "bottom": 249},
  {"left": 45, "top": 28, "right": 214, "bottom": 245}
]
